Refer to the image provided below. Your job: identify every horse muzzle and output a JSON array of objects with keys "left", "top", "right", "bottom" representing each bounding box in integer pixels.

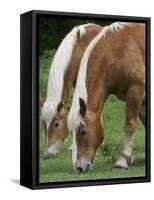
[
  {"left": 75, "top": 159, "right": 93, "bottom": 173},
  {"left": 44, "top": 140, "right": 62, "bottom": 159},
  {"left": 44, "top": 144, "right": 60, "bottom": 159}
]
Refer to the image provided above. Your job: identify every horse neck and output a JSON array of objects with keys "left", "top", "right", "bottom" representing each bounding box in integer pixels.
[
  {"left": 86, "top": 24, "right": 145, "bottom": 115},
  {"left": 61, "top": 25, "right": 102, "bottom": 104},
  {"left": 86, "top": 59, "right": 107, "bottom": 116},
  {"left": 86, "top": 83, "right": 107, "bottom": 117}
]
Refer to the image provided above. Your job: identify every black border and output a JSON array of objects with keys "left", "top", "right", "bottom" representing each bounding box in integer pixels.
[
  {"left": 20, "top": 11, "right": 33, "bottom": 188},
  {"left": 20, "top": 10, "right": 151, "bottom": 190}
]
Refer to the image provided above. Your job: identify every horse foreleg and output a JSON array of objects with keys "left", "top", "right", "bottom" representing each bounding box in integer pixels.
[{"left": 113, "top": 85, "right": 144, "bottom": 169}]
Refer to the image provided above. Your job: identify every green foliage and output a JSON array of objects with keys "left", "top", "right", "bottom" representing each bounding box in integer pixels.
[
  {"left": 99, "top": 96, "right": 125, "bottom": 161},
  {"left": 39, "top": 16, "right": 87, "bottom": 55},
  {"left": 39, "top": 16, "right": 111, "bottom": 55},
  {"left": 39, "top": 95, "right": 145, "bottom": 182},
  {"left": 39, "top": 49, "right": 56, "bottom": 98}
]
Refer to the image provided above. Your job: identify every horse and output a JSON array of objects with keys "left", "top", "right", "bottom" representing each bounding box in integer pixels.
[
  {"left": 41, "top": 23, "right": 102, "bottom": 159},
  {"left": 68, "top": 22, "right": 145, "bottom": 173}
]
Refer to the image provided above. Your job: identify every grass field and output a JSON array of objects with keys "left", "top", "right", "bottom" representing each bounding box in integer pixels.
[{"left": 39, "top": 95, "right": 145, "bottom": 183}]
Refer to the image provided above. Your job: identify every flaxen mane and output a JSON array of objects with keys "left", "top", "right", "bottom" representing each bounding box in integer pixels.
[{"left": 42, "top": 24, "right": 94, "bottom": 128}]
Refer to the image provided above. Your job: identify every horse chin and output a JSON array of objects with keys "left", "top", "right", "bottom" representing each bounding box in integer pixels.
[{"left": 75, "top": 159, "right": 93, "bottom": 173}]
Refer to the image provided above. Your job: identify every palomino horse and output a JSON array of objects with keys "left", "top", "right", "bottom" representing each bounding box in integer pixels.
[
  {"left": 41, "top": 24, "right": 102, "bottom": 159},
  {"left": 68, "top": 22, "right": 145, "bottom": 173}
]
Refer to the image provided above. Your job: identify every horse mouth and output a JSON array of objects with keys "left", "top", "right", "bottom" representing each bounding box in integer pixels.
[
  {"left": 44, "top": 141, "right": 62, "bottom": 159},
  {"left": 75, "top": 160, "right": 93, "bottom": 173},
  {"left": 43, "top": 148, "right": 59, "bottom": 160}
]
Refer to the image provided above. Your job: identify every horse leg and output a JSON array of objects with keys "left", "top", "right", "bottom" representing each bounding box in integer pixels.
[{"left": 113, "top": 85, "right": 144, "bottom": 169}]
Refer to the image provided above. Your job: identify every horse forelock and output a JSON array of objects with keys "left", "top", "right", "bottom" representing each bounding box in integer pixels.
[{"left": 68, "top": 22, "right": 133, "bottom": 165}]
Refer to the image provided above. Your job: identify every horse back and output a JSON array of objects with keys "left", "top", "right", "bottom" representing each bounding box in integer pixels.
[{"left": 85, "top": 23, "right": 145, "bottom": 108}]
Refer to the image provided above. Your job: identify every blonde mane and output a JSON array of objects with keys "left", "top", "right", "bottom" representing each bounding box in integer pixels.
[
  {"left": 67, "top": 22, "right": 133, "bottom": 167},
  {"left": 42, "top": 24, "right": 94, "bottom": 127}
]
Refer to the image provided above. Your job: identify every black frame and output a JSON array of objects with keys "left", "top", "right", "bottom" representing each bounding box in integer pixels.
[{"left": 20, "top": 10, "right": 151, "bottom": 189}]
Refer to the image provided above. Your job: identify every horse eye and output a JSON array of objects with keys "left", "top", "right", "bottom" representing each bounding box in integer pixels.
[
  {"left": 80, "top": 130, "right": 86, "bottom": 135},
  {"left": 54, "top": 121, "right": 59, "bottom": 127}
]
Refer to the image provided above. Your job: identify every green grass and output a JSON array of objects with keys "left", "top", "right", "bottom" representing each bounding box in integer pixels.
[
  {"left": 39, "top": 95, "right": 145, "bottom": 183},
  {"left": 39, "top": 50, "right": 145, "bottom": 183}
]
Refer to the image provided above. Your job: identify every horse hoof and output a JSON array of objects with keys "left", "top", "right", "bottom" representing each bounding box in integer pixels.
[{"left": 113, "top": 156, "right": 128, "bottom": 169}]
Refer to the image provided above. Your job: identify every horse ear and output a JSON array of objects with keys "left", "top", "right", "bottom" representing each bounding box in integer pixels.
[
  {"left": 79, "top": 98, "right": 87, "bottom": 117},
  {"left": 57, "top": 100, "right": 63, "bottom": 112}
]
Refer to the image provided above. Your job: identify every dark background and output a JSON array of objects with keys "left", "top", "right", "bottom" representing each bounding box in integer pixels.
[
  {"left": 39, "top": 16, "right": 111, "bottom": 55},
  {"left": 39, "top": 16, "right": 112, "bottom": 98}
]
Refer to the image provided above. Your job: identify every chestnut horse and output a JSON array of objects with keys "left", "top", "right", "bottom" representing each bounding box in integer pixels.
[
  {"left": 41, "top": 24, "right": 102, "bottom": 159},
  {"left": 68, "top": 22, "right": 145, "bottom": 173}
]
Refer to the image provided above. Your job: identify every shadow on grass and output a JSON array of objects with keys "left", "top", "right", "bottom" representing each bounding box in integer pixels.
[{"left": 131, "top": 154, "right": 145, "bottom": 167}]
